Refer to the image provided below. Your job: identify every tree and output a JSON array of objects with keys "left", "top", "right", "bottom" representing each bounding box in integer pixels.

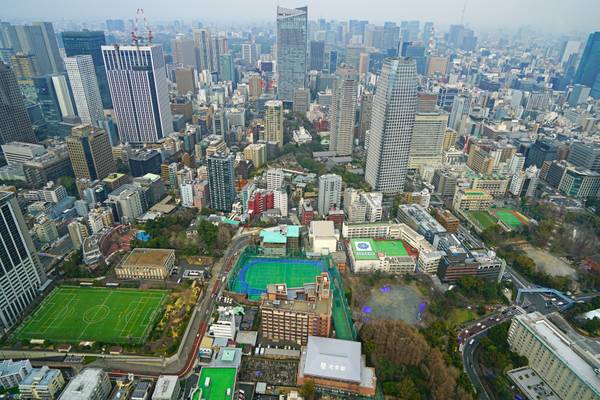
[
  {"left": 299, "top": 380, "right": 315, "bottom": 400},
  {"left": 59, "top": 176, "right": 77, "bottom": 197}
]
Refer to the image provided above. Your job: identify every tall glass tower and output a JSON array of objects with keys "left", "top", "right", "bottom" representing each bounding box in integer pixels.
[
  {"left": 575, "top": 32, "right": 600, "bottom": 98},
  {"left": 276, "top": 6, "right": 308, "bottom": 102},
  {"left": 365, "top": 58, "right": 418, "bottom": 194}
]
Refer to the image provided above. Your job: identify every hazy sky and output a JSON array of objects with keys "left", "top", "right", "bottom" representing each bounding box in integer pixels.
[{"left": 4, "top": 0, "right": 600, "bottom": 33}]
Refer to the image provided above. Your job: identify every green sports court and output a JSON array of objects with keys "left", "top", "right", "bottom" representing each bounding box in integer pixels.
[
  {"left": 230, "top": 256, "right": 326, "bottom": 299},
  {"left": 15, "top": 287, "right": 167, "bottom": 344},
  {"left": 468, "top": 211, "right": 498, "bottom": 230},
  {"left": 492, "top": 209, "right": 529, "bottom": 228},
  {"left": 193, "top": 367, "right": 236, "bottom": 400}
]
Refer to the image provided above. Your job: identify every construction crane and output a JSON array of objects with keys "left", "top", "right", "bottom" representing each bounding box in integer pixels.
[{"left": 130, "top": 8, "right": 153, "bottom": 45}]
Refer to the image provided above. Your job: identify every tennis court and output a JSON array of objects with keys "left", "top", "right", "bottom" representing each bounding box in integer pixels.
[
  {"left": 493, "top": 209, "right": 528, "bottom": 228},
  {"left": 231, "top": 257, "right": 325, "bottom": 298},
  {"left": 15, "top": 287, "right": 166, "bottom": 344}
]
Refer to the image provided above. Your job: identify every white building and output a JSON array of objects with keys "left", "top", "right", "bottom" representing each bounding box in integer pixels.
[
  {"left": 293, "top": 126, "right": 312, "bottom": 144},
  {"left": 102, "top": 45, "right": 173, "bottom": 143},
  {"left": 317, "top": 174, "right": 342, "bottom": 215},
  {"left": 365, "top": 58, "right": 418, "bottom": 194},
  {"left": 208, "top": 311, "right": 236, "bottom": 340},
  {"left": 64, "top": 55, "right": 104, "bottom": 127},
  {"left": 151, "top": 375, "right": 180, "bottom": 400},
  {"left": 58, "top": 368, "right": 112, "bottom": 400},
  {"left": 274, "top": 187, "right": 289, "bottom": 217},
  {"left": 0, "top": 359, "right": 32, "bottom": 389},
  {"left": 180, "top": 181, "right": 194, "bottom": 207},
  {"left": 19, "top": 367, "right": 65, "bottom": 400},
  {"left": 308, "top": 220, "right": 338, "bottom": 254},
  {"left": 266, "top": 168, "right": 285, "bottom": 191},
  {"left": 408, "top": 112, "right": 448, "bottom": 169},
  {"left": 1, "top": 142, "right": 46, "bottom": 166},
  {"left": 361, "top": 192, "right": 383, "bottom": 222}
]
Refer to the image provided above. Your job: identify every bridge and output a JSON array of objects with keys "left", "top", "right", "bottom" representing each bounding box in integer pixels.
[{"left": 516, "top": 287, "right": 575, "bottom": 309}]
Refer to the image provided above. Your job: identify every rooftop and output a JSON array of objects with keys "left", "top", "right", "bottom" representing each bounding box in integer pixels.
[
  {"left": 302, "top": 336, "right": 362, "bottom": 383},
  {"left": 350, "top": 238, "right": 410, "bottom": 260},
  {"left": 121, "top": 248, "right": 175, "bottom": 268}
]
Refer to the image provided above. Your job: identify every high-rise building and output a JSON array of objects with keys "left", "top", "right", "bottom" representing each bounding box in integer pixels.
[
  {"left": 329, "top": 65, "right": 358, "bottom": 156},
  {"left": 171, "top": 35, "right": 196, "bottom": 69},
  {"left": 276, "top": 6, "right": 308, "bottom": 102},
  {"left": 575, "top": 32, "right": 600, "bottom": 98},
  {"left": 264, "top": 100, "right": 284, "bottom": 147},
  {"left": 66, "top": 124, "right": 116, "bottom": 181},
  {"left": 568, "top": 84, "right": 591, "bottom": 106},
  {"left": 266, "top": 168, "right": 285, "bottom": 191},
  {"left": 408, "top": 112, "right": 448, "bottom": 169},
  {"left": 102, "top": 45, "right": 173, "bottom": 143},
  {"left": 51, "top": 74, "right": 76, "bottom": 118},
  {"left": 9, "top": 23, "right": 63, "bottom": 75},
  {"left": 0, "top": 62, "right": 36, "bottom": 145},
  {"left": 10, "top": 53, "right": 39, "bottom": 81},
  {"left": 218, "top": 53, "right": 235, "bottom": 83},
  {"left": 193, "top": 28, "right": 214, "bottom": 72},
  {"left": 365, "top": 58, "right": 417, "bottom": 194},
  {"left": 61, "top": 30, "right": 111, "bottom": 108},
  {"left": 567, "top": 141, "right": 600, "bottom": 172},
  {"left": 309, "top": 40, "right": 325, "bottom": 71},
  {"left": 358, "top": 91, "right": 373, "bottom": 145},
  {"left": 64, "top": 55, "right": 104, "bottom": 127},
  {"left": 0, "top": 191, "right": 46, "bottom": 330},
  {"left": 241, "top": 43, "right": 259, "bottom": 66},
  {"left": 318, "top": 174, "right": 342, "bottom": 214},
  {"left": 207, "top": 152, "right": 235, "bottom": 212}
]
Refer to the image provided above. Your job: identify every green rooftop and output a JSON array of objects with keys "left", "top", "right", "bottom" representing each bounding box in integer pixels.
[
  {"left": 192, "top": 367, "right": 237, "bottom": 400},
  {"left": 260, "top": 225, "right": 300, "bottom": 244},
  {"left": 350, "top": 238, "right": 409, "bottom": 260}
]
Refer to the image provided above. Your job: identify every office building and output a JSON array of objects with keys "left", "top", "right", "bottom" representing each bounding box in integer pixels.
[
  {"left": 329, "top": 65, "right": 358, "bottom": 156},
  {"left": 525, "top": 139, "right": 558, "bottom": 168},
  {"left": 193, "top": 28, "right": 215, "bottom": 72},
  {"left": 358, "top": 91, "right": 373, "bottom": 145},
  {"left": 397, "top": 203, "right": 447, "bottom": 246},
  {"left": 408, "top": 111, "right": 448, "bottom": 169},
  {"left": 243, "top": 143, "right": 267, "bottom": 168},
  {"left": 260, "top": 273, "right": 332, "bottom": 345},
  {"left": 116, "top": 248, "right": 176, "bottom": 280},
  {"left": 508, "top": 312, "right": 600, "bottom": 400},
  {"left": 102, "top": 44, "right": 173, "bottom": 143},
  {"left": 64, "top": 55, "right": 104, "bottom": 127},
  {"left": 0, "top": 62, "right": 36, "bottom": 144},
  {"left": 66, "top": 124, "right": 115, "bottom": 181},
  {"left": 10, "top": 53, "right": 39, "bottom": 81},
  {"left": 171, "top": 35, "right": 196, "bottom": 68},
  {"left": 365, "top": 58, "right": 417, "bottom": 194},
  {"left": 575, "top": 32, "right": 600, "bottom": 98},
  {"left": 297, "top": 336, "right": 376, "bottom": 397},
  {"left": 264, "top": 100, "right": 284, "bottom": 147},
  {"left": 318, "top": 174, "right": 342, "bottom": 215},
  {"left": 5, "top": 22, "right": 63, "bottom": 75},
  {"left": 59, "top": 368, "right": 112, "bottom": 400},
  {"left": 310, "top": 40, "right": 325, "bottom": 71},
  {"left": 276, "top": 6, "right": 308, "bottom": 102},
  {"left": 567, "top": 141, "right": 600, "bottom": 173},
  {"left": 438, "top": 248, "right": 505, "bottom": 283},
  {"left": 107, "top": 185, "right": 144, "bottom": 223},
  {"left": 61, "top": 30, "right": 111, "bottom": 108},
  {"left": 568, "top": 84, "right": 591, "bottom": 106},
  {"left": 218, "top": 53, "right": 234, "bottom": 83},
  {"left": 1, "top": 142, "right": 46, "bottom": 166},
  {"left": 207, "top": 152, "right": 235, "bottom": 212},
  {"left": 293, "top": 88, "right": 310, "bottom": 114},
  {"left": 0, "top": 191, "right": 46, "bottom": 330},
  {"left": 558, "top": 167, "right": 600, "bottom": 198},
  {"left": 151, "top": 376, "right": 180, "bottom": 400}
]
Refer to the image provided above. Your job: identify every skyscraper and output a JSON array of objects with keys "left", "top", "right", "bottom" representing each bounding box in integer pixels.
[
  {"left": 61, "top": 30, "right": 111, "bottom": 108},
  {"left": 171, "top": 35, "right": 196, "bottom": 69},
  {"left": 207, "top": 152, "right": 236, "bottom": 212},
  {"left": 318, "top": 174, "right": 342, "bottom": 214},
  {"left": 0, "top": 62, "right": 36, "bottom": 145},
  {"left": 264, "top": 100, "right": 284, "bottom": 147},
  {"left": 408, "top": 111, "right": 449, "bottom": 169},
  {"left": 66, "top": 124, "right": 116, "bottom": 181},
  {"left": 102, "top": 44, "right": 173, "bottom": 143},
  {"left": 276, "top": 6, "right": 308, "bottom": 102},
  {"left": 219, "top": 53, "right": 235, "bottom": 83},
  {"left": 359, "top": 91, "right": 373, "bottom": 145},
  {"left": 329, "top": 65, "right": 358, "bottom": 156},
  {"left": 193, "top": 28, "right": 214, "bottom": 72},
  {"left": 9, "top": 23, "right": 62, "bottom": 75},
  {"left": 365, "top": 58, "right": 417, "bottom": 194},
  {"left": 309, "top": 40, "right": 325, "bottom": 71},
  {"left": 64, "top": 55, "right": 104, "bottom": 127},
  {"left": 0, "top": 191, "right": 46, "bottom": 330},
  {"left": 575, "top": 32, "right": 600, "bottom": 98}
]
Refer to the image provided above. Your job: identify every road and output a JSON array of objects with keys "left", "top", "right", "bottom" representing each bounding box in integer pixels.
[
  {"left": 95, "top": 231, "right": 252, "bottom": 378},
  {"left": 459, "top": 306, "right": 523, "bottom": 400}
]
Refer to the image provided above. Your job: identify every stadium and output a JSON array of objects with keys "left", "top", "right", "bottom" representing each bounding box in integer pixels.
[{"left": 14, "top": 287, "right": 167, "bottom": 345}]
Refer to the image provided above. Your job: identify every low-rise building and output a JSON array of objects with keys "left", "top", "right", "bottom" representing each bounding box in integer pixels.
[
  {"left": 437, "top": 247, "right": 505, "bottom": 283},
  {"left": 115, "top": 248, "right": 176, "bottom": 280},
  {"left": 259, "top": 225, "right": 301, "bottom": 256},
  {"left": 0, "top": 359, "right": 32, "bottom": 389},
  {"left": 452, "top": 188, "right": 493, "bottom": 211},
  {"left": 434, "top": 209, "right": 460, "bottom": 234},
  {"left": 59, "top": 368, "right": 112, "bottom": 400},
  {"left": 397, "top": 203, "right": 447, "bottom": 247},
  {"left": 348, "top": 238, "right": 416, "bottom": 274},
  {"left": 151, "top": 376, "right": 179, "bottom": 400},
  {"left": 297, "top": 336, "right": 376, "bottom": 397},
  {"left": 308, "top": 220, "right": 338, "bottom": 254},
  {"left": 19, "top": 367, "right": 64, "bottom": 400}
]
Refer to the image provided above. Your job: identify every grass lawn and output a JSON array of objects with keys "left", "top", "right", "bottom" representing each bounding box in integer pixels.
[
  {"left": 15, "top": 287, "right": 167, "bottom": 344},
  {"left": 193, "top": 367, "right": 237, "bottom": 400},
  {"left": 468, "top": 211, "right": 498, "bottom": 230},
  {"left": 447, "top": 308, "right": 478, "bottom": 327}
]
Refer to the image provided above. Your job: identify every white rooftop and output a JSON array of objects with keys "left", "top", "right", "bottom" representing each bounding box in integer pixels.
[
  {"left": 151, "top": 375, "right": 179, "bottom": 399},
  {"left": 58, "top": 368, "right": 106, "bottom": 400},
  {"left": 303, "top": 336, "right": 362, "bottom": 383}
]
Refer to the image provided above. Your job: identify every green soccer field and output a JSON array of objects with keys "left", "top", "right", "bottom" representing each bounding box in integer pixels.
[
  {"left": 15, "top": 287, "right": 167, "bottom": 344},
  {"left": 468, "top": 211, "right": 498, "bottom": 229}
]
